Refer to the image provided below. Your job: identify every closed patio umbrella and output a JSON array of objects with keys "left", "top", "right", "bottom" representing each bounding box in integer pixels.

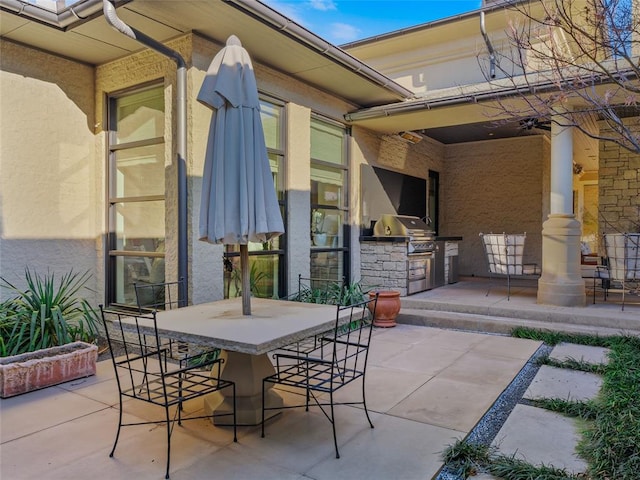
[{"left": 198, "top": 35, "right": 284, "bottom": 315}]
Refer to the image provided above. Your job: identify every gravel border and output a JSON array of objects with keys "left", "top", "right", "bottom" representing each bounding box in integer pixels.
[{"left": 436, "top": 341, "right": 552, "bottom": 480}]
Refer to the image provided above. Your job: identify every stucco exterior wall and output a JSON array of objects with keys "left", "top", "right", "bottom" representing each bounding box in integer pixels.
[
  {"left": 598, "top": 133, "right": 640, "bottom": 236},
  {"left": 443, "top": 136, "right": 547, "bottom": 277},
  {"left": 343, "top": 13, "right": 519, "bottom": 95},
  {"left": 0, "top": 40, "right": 99, "bottom": 304}
]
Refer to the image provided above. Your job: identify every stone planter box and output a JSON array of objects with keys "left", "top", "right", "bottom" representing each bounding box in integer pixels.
[{"left": 0, "top": 341, "right": 98, "bottom": 398}]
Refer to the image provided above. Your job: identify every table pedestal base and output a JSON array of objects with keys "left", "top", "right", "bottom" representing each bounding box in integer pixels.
[{"left": 203, "top": 350, "right": 283, "bottom": 426}]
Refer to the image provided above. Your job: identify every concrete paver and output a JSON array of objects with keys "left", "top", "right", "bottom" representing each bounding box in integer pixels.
[
  {"left": 524, "top": 365, "right": 602, "bottom": 402},
  {"left": 491, "top": 404, "right": 588, "bottom": 474},
  {"left": 550, "top": 342, "right": 610, "bottom": 365}
]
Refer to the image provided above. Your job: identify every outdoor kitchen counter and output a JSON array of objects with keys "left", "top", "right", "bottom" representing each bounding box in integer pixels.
[
  {"left": 359, "top": 236, "right": 463, "bottom": 295},
  {"left": 359, "top": 235, "right": 462, "bottom": 241}
]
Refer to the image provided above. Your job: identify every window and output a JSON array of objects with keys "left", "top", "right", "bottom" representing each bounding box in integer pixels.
[
  {"left": 310, "top": 117, "right": 348, "bottom": 283},
  {"left": 106, "top": 85, "right": 165, "bottom": 306},
  {"left": 223, "top": 98, "right": 286, "bottom": 299}
]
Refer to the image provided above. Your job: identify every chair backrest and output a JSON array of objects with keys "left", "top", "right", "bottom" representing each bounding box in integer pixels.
[
  {"left": 285, "top": 274, "right": 345, "bottom": 304},
  {"left": 480, "top": 233, "right": 527, "bottom": 275},
  {"left": 603, "top": 233, "right": 640, "bottom": 281},
  {"left": 325, "top": 294, "right": 378, "bottom": 382},
  {"left": 134, "top": 278, "right": 185, "bottom": 312},
  {"left": 100, "top": 307, "right": 169, "bottom": 403}
]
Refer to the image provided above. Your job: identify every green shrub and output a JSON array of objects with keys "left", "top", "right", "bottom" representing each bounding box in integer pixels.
[{"left": 0, "top": 269, "right": 99, "bottom": 357}]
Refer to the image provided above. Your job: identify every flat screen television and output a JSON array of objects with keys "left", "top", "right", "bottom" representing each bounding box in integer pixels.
[{"left": 372, "top": 166, "right": 426, "bottom": 219}]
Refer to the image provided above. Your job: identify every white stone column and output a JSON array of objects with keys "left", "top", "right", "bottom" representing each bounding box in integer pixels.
[{"left": 537, "top": 109, "right": 586, "bottom": 306}]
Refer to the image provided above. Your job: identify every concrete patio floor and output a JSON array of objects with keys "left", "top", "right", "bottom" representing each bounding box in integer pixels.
[
  {"left": 1, "top": 277, "right": 637, "bottom": 479},
  {"left": 1, "top": 324, "right": 542, "bottom": 480}
]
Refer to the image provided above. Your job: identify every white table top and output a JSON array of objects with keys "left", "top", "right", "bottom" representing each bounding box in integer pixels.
[{"left": 122, "top": 298, "right": 346, "bottom": 355}]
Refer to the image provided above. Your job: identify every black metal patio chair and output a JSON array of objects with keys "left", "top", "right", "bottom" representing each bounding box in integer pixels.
[
  {"left": 134, "top": 278, "right": 219, "bottom": 360},
  {"left": 276, "top": 274, "right": 346, "bottom": 356},
  {"left": 100, "top": 307, "right": 237, "bottom": 479},
  {"left": 261, "top": 293, "right": 378, "bottom": 459},
  {"left": 134, "top": 278, "right": 184, "bottom": 312}
]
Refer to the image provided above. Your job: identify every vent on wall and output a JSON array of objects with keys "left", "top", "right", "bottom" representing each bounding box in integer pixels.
[{"left": 396, "top": 131, "right": 423, "bottom": 144}]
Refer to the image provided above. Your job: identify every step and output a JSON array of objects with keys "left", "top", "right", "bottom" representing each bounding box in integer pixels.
[
  {"left": 397, "top": 308, "right": 638, "bottom": 337},
  {"left": 399, "top": 297, "right": 640, "bottom": 331}
]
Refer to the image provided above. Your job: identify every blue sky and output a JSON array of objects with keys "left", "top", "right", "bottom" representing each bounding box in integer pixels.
[{"left": 261, "top": 0, "right": 483, "bottom": 44}]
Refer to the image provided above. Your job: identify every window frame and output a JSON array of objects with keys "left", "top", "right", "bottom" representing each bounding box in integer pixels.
[
  {"left": 105, "top": 82, "right": 166, "bottom": 307},
  {"left": 310, "top": 114, "right": 350, "bottom": 282}
]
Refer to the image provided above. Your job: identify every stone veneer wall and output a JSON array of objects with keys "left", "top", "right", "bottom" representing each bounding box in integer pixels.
[
  {"left": 360, "top": 241, "right": 409, "bottom": 296},
  {"left": 443, "top": 136, "right": 549, "bottom": 277},
  {"left": 598, "top": 134, "right": 640, "bottom": 236}
]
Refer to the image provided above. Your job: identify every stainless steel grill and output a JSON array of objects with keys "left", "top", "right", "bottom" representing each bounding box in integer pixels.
[
  {"left": 373, "top": 214, "right": 434, "bottom": 249},
  {"left": 372, "top": 214, "right": 436, "bottom": 294}
]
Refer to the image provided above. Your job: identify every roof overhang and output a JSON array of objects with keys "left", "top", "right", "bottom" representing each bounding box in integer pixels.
[{"left": 0, "top": 0, "right": 413, "bottom": 107}]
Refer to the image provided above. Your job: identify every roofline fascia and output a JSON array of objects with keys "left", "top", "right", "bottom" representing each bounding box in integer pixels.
[
  {"left": 0, "top": 0, "right": 120, "bottom": 29},
  {"left": 344, "top": 63, "right": 640, "bottom": 122},
  {"left": 223, "top": 0, "right": 416, "bottom": 102},
  {"left": 340, "top": 0, "right": 530, "bottom": 48}
]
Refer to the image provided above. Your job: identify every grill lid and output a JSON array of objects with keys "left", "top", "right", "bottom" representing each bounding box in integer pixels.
[{"left": 373, "top": 214, "right": 433, "bottom": 238}]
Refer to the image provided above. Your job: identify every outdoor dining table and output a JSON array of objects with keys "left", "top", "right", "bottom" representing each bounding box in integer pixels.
[{"left": 116, "top": 297, "right": 350, "bottom": 425}]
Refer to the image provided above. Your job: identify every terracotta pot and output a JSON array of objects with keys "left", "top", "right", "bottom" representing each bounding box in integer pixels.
[{"left": 368, "top": 290, "right": 401, "bottom": 328}]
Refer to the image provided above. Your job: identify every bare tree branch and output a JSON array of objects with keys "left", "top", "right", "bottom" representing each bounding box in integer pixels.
[{"left": 478, "top": 0, "right": 640, "bottom": 152}]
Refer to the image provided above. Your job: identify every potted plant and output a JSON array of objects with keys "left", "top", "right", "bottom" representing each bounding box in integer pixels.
[
  {"left": 0, "top": 269, "right": 99, "bottom": 398},
  {"left": 311, "top": 209, "right": 328, "bottom": 246},
  {"left": 368, "top": 289, "right": 401, "bottom": 328}
]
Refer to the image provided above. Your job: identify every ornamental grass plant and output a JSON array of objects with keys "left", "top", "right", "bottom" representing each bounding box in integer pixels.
[{"left": 0, "top": 269, "right": 99, "bottom": 357}]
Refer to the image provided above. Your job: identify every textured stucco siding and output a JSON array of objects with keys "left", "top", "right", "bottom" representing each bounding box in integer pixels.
[
  {"left": 443, "top": 136, "right": 548, "bottom": 277},
  {"left": 0, "top": 40, "right": 99, "bottom": 304}
]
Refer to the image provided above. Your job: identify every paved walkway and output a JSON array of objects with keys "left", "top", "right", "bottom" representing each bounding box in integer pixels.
[
  {"left": 471, "top": 342, "right": 609, "bottom": 479},
  {"left": 1, "top": 325, "right": 542, "bottom": 480}
]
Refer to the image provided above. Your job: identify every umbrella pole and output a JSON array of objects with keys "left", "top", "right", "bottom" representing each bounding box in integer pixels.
[{"left": 240, "top": 244, "right": 251, "bottom": 315}]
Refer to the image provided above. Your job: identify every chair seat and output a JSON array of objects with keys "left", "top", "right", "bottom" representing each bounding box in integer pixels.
[
  {"left": 119, "top": 360, "right": 233, "bottom": 407},
  {"left": 265, "top": 356, "right": 364, "bottom": 394}
]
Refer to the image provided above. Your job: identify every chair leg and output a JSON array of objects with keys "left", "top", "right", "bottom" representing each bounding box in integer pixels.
[
  {"left": 231, "top": 383, "right": 238, "bottom": 442},
  {"left": 110, "top": 395, "right": 124, "bottom": 458},
  {"left": 361, "top": 376, "right": 374, "bottom": 430},
  {"left": 329, "top": 391, "right": 339, "bottom": 459},
  {"left": 261, "top": 379, "right": 267, "bottom": 438},
  {"left": 177, "top": 372, "right": 183, "bottom": 425},
  {"left": 164, "top": 405, "right": 172, "bottom": 479}
]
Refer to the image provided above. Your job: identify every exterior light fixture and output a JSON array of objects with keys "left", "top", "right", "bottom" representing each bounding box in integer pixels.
[{"left": 397, "top": 131, "right": 423, "bottom": 144}]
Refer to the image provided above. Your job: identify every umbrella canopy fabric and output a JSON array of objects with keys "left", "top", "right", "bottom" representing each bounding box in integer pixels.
[
  {"left": 198, "top": 35, "right": 284, "bottom": 314},
  {"left": 198, "top": 35, "right": 284, "bottom": 245}
]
